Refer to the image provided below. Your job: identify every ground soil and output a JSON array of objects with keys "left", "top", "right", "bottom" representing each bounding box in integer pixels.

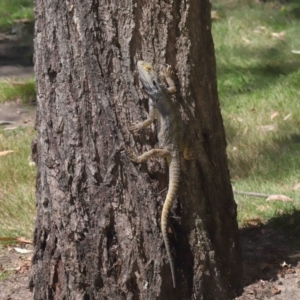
[
  {"left": 1, "top": 28, "right": 300, "bottom": 300},
  {"left": 236, "top": 226, "right": 300, "bottom": 300},
  {"left": 0, "top": 245, "right": 32, "bottom": 300},
  {"left": 0, "top": 101, "right": 35, "bottom": 129},
  {"left": 1, "top": 227, "right": 300, "bottom": 299}
]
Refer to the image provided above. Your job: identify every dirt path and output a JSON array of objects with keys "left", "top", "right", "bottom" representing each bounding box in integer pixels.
[
  {"left": 0, "top": 65, "right": 33, "bottom": 79},
  {"left": 0, "top": 101, "right": 35, "bottom": 129}
]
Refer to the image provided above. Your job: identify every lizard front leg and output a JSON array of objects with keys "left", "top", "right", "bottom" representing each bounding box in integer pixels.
[
  {"left": 129, "top": 118, "right": 153, "bottom": 133},
  {"left": 160, "top": 65, "right": 176, "bottom": 94},
  {"left": 128, "top": 148, "right": 171, "bottom": 163},
  {"left": 130, "top": 103, "right": 155, "bottom": 133}
]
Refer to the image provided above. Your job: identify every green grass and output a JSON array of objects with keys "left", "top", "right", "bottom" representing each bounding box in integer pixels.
[
  {"left": 0, "top": 0, "right": 33, "bottom": 30},
  {"left": 0, "top": 78, "right": 35, "bottom": 104},
  {"left": 0, "top": 127, "right": 36, "bottom": 239},
  {"left": 0, "top": 1, "right": 36, "bottom": 243},
  {"left": 212, "top": 0, "right": 300, "bottom": 231},
  {"left": 0, "top": 270, "right": 12, "bottom": 281}
]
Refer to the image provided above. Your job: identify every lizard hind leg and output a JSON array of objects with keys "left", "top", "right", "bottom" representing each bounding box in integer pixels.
[{"left": 183, "top": 146, "right": 195, "bottom": 160}]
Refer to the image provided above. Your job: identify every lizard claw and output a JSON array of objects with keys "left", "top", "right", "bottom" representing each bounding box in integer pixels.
[
  {"left": 126, "top": 148, "right": 140, "bottom": 163},
  {"left": 159, "top": 65, "right": 176, "bottom": 94},
  {"left": 160, "top": 64, "right": 173, "bottom": 78},
  {"left": 164, "top": 64, "right": 173, "bottom": 77},
  {"left": 129, "top": 122, "right": 143, "bottom": 133}
]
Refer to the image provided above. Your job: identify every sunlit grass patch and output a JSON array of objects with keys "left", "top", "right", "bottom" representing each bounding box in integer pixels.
[
  {"left": 0, "top": 0, "right": 33, "bottom": 30},
  {"left": 0, "top": 78, "right": 35, "bottom": 104},
  {"left": 212, "top": 0, "right": 300, "bottom": 227},
  {"left": 0, "top": 127, "right": 36, "bottom": 238},
  {"left": 0, "top": 270, "right": 12, "bottom": 281}
]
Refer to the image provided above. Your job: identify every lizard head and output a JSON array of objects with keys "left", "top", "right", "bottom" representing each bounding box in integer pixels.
[{"left": 137, "top": 60, "right": 162, "bottom": 101}]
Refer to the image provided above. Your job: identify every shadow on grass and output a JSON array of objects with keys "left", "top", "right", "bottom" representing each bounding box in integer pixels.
[
  {"left": 239, "top": 209, "right": 300, "bottom": 288},
  {"left": 285, "top": 0, "right": 300, "bottom": 19},
  {"left": 0, "top": 39, "right": 33, "bottom": 67}
]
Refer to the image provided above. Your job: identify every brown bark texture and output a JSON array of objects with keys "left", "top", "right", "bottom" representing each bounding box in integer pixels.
[{"left": 30, "top": 0, "right": 242, "bottom": 299}]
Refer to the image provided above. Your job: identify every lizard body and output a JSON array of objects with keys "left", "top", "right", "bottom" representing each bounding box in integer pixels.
[{"left": 129, "top": 61, "right": 183, "bottom": 288}]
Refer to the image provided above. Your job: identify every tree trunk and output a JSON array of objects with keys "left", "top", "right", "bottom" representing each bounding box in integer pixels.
[{"left": 30, "top": 0, "right": 242, "bottom": 299}]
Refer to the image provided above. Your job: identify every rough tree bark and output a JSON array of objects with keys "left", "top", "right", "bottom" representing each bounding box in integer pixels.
[{"left": 31, "top": 0, "right": 242, "bottom": 299}]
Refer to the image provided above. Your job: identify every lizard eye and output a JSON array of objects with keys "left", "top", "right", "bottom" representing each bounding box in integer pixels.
[{"left": 153, "top": 80, "right": 157, "bottom": 86}]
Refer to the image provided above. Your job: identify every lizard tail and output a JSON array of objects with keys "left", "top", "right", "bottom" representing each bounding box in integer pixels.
[{"left": 161, "top": 153, "right": 180, "bottom": 288}]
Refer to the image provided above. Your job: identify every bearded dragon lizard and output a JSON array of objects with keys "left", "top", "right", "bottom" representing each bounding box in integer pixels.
[{"left": 128, "top": 60, "right": 183, "bottom": 288}]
